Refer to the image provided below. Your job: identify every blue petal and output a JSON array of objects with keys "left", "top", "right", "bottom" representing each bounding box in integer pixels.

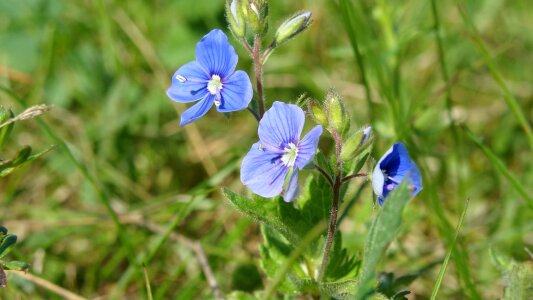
[
  {"left": 179, "top": 95, "right": 214, "bottom": 126},
  {"left": 258, "top": 101, "right": 305, "bottom": 147},
  {"left": 283, "top": 170, "right": 299, "bottom": 202},
  {"left": 241, "top": 143, "right": 288, "bottom": 198},
  {"left": 295, "top": 125, "right": 323, "bottom": 170},
  {"left": 372, "top": 163, "right": 385, "bottom": 199},
  {"left": 216, "top": 70, "right": 253, "bottom": 112},
  {"left": 195, "top": 29, "right": 238, "bottom": 78},
  {"left": 373, "top": 142, "right": 423, "bottom": 205},
  {"left": 167, "top": 61, "right": 209, "bottom": 102}
]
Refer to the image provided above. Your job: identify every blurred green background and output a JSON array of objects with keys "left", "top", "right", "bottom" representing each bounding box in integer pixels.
[{"left": 0, "top": 0, "right": 532, "bottom": 298}]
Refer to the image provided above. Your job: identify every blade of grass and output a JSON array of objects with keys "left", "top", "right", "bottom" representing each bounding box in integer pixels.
[
  {"left": 0, "top": 86, "right": 139, "bottom": 267},
  {"left": 457, "top": 2, "right": 533, "bottom": 150},
  {"left": 143, "top": 265, "right": 154, "bottom": 300},
  {"left": 430, "top": 198, "right": 470, "bottom": 300},
  {"left": 464, "top": 126, "right": 533, "bottom": 208},
  {"left": 337, "top": 0, "right": 374, "bottom": 120}
]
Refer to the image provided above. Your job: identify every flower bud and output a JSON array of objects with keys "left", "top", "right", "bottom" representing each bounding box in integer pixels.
[
  {"left": 307, "top": 99, "right": 327, "bottom": 127},
  {"left": 325, "top": 89, "right": 347, "bottom": 133},
  {"left": 274, "top": 11, "right": 312, "bottom": 46},
  {"left": 225, "top": 0, "right": 246, "bottom": 38},
  {"left": 341, "top": 126, "right": 373, "bottom": 161},
  {"left": 244, "top": 0, "right": 268, "bottom": 36},
  {"left": 0, "top": 106, "right": 14, "bottom": 151}
]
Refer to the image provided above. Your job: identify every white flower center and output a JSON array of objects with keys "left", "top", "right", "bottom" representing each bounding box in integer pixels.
[
  {"left": 281, "top": 143, "right": 298, "bottom": 167},
  {"left": 207, "top": 75, "right": 223, "bottom": 95}
]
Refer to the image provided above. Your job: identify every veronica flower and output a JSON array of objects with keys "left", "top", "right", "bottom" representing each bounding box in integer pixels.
[
  {"left": 241, "top": 102, "right": 323, "bottom": 202},
  {"left": 167, "top": 29, "right": 253, "bottom": 126},
  {"left": 372, "top": 142, "right": 422, "bottom": 205}
]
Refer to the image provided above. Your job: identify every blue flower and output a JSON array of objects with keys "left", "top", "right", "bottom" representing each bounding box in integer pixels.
[
  {"left": 241, "top": 102, "right": 323, "bottom": 202},
  {"left": 167, "top": 29, "right": 253, "bottom": 126},
  {"left": 372, "top": 142, "right": 422, "bottom": 205}
]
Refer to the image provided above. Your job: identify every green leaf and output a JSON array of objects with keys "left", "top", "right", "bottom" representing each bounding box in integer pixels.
[
  {"left": 356, "top": 182, "right": 411, "bottom": 299},
  {"left": 0, "top": 235, "right": 17, "bottom": 259},
  {"left": 504, "top": 262, "right": 533, "bottom": 300},
  {"left": 224, "top": 188, "right": 319, "bottom": 247},
  {"left": 319, "top": 278, "right": 359, "bottom": 299},
  {"left": 2, "top": 261, "right": 30, "bottom": 272},
  {"left": 227, "top": 291, "right": 257, "bottom": 300},
  {"left": 259, "top": 225, "right": 301, "bottom": 293},
  {"left": 300, "top": 174, "right": 332, "bottom": 240},
  {"left": 0, "top": 145, "right": 54, "bottom": 177},
  {"left": 324, "top": 233, "right": 360, "bottom": 281},
  {"left": 0, "top": 107, "right": 14, "bottom": 151}
]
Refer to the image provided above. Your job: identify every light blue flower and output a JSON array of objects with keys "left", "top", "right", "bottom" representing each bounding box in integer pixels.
[
  {"left": 167, "top": 29, "right": 253, "bottom": 126},
  {"left": 241, "top": 102, "right": 323, "bottom": 202},
  {"left": 372, "top": 142, "right": 422, "bottom": 205}
]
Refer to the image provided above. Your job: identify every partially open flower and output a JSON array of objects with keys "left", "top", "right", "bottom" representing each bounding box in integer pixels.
[{"left": 372, "top": 142, "right": 422, "bottom": 205}]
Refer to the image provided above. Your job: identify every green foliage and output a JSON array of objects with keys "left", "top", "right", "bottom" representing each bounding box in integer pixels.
[
  {"left": 0, "top": 0, "right": 532, "bottom": 298},
  {"left": 356, "top": 183, "right": 411, "bottom": 298},
  {"left": 491, "top": 249, "right": 533, "bottom": 300},
  {"left": 0, "top": 227, "right": 30, "bottom": 288},
  {"left": 0, "top": 145, "right": 54, "bottom": 178},
  {"left": 225, "top": 172, "right": 364, "bottom": 297}
]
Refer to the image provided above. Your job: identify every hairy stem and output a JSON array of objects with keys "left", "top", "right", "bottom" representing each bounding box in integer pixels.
[
  {"left": 252, "top": 35, "right": 266, "bottom": 117},
  {"left": 313, "top": 163, "right": 334, "bottom": 188},
  {"left": 341, "top": 172, "right": 367, "bottom": 183},
  {"left": 318, "top": 130, "right": 343, "bottom": 281}
]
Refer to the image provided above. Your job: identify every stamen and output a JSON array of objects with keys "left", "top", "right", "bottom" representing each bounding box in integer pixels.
[
  {"left": 281, "top": 143, "right": 298, "bottom": 167},
  {"left": 207, "top": 75, "right": 223, "bottom": 95},
  {"left": 175, "top": 74, "right": 187, "bottom": 83}
]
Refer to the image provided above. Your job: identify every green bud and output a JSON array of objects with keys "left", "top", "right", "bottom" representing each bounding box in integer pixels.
[
  {"left": 341, "top": 126, "right": 373, "bottom": 161},
  {"left": 0, "top": 107, "right": 14, "bottom": 151},
  {"left": 325, "top": 89, "right": 347, "bottom": 133},
  {"left": 307, "top": 100, "right": 328, "bottom": 127},
  {"left": 244, "top": 0, "right": 268, "bottom": 36},
  {"left": 0, "top": 226, "right": 7, "bottom": 236},
  {"left": 274, "top": 11, "right": 312, "bottom": 46},
  {"left": 226, "top": 0, "right": 246, "bottom": 38}
]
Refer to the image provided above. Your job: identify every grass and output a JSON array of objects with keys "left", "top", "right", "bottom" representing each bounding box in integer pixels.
[{"left": 0, "top": 0, "right": 532, "bottom": 298}]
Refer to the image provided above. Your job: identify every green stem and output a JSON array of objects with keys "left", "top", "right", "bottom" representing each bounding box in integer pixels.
[
  {"left": 317, "top": 130, "right": 343, "bottom": 282},
  {"left": 252, "top": 35, "right": 266, "bottom": 118}
]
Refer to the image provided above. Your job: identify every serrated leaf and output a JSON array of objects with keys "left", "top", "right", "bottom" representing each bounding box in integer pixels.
[
  {"left": 300, "top": 174, "right": 332, "bottom": 237},
  {"left": 224, "top": 188, "right": 313, "bottom": 246},
  {"left": 324, "top": 233, "right": 360, "bottom": 281},
  {"left": 319, "top": 278, "right": 359, "bottom": 299},
  {"left": 356, "top": 182, "right": 411, "bottom": 299}
]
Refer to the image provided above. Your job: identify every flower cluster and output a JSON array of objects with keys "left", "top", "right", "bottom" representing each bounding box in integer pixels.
[{"left": 166, "top": 28, "right": 422, "bottom": 204}]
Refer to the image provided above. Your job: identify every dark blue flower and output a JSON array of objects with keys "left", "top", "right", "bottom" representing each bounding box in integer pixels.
[
  {"left": 167, "top": 29, "right": 253, "bottom": 126},
  {"left": 372, "top": 142, "right": 422, "bottom": 205},
  {"left": 241, "top": 102, "right": 323, "bottom": 202}
]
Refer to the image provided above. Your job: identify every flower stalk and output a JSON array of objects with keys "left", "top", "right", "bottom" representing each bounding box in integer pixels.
[
  {"left": 252, "top": 35, "right": 266, "bottom": 118},
  {"left": 317, "top": 130, "right": 343, "bottom": 281}
]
